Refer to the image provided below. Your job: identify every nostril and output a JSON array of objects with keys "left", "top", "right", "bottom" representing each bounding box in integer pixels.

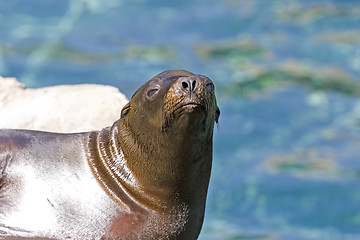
[
  {"left": 192, "top": 80, "right": 196, "bottom": 90},
  {"left": 182, "top": 81, "right": 189, "bottom": 90}
]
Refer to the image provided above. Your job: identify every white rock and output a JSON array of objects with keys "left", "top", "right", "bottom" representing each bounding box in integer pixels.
[{"left": 0, "top": 76, "right": 129, "bottom": 133}]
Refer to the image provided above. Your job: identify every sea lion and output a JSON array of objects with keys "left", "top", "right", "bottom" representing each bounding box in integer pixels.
[{"left": 0, "top": 70, "right": 220, "bottom": 240}]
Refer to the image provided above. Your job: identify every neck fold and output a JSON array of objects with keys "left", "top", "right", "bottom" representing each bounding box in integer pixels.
[{"left": 86, "top": 121, "right": 143, "bottom": 212}]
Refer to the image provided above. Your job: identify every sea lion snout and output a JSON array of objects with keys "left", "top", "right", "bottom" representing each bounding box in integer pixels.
[
  {"left": 160, "top": 73, "right": 218, "bottom": 132},
  {"left": 175, "top": 75, "right": 214, "bottom": 95},
  {"left": 169, "top": 74, "right": 216, "bottom": 111}
]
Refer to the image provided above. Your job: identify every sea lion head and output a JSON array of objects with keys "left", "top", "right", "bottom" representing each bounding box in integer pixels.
[{"left": 120, "top": 70, "right": 220, "bottom": 139}]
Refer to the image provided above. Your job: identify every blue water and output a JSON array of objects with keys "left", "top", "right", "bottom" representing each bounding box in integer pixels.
[{"left": 1, "top": 0, "right": 360, "bottom": 239}]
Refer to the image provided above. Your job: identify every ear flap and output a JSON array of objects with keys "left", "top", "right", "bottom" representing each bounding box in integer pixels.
[
  {"left": 120, "top": 103, "right": 131, "bottom": 119},
  {"left": 215, "top": 107, "right": 220, "bottom": 123}
]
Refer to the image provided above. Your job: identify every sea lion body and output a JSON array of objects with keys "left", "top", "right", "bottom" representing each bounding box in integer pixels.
[
  {"left": 0, "top": 70, "right": 220, "bottom": 240},
  {"left": 0, "top": 130, "right": 119, "bottom": 239}
]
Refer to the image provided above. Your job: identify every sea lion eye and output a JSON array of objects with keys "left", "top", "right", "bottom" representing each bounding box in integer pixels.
[
  {"left": 121, "top": 103, "right": 131, "bottom": 119},
  {"left": 146, "top": 87, "right": 160, "bottom": 100},
  {"left": 206, "top": 82, "right": 214, "bottom": 92}
]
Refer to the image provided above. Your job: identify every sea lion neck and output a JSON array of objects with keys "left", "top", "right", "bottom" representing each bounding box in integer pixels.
[
  {"left": 85, "top": 120, "right": 211, "bottom": 230},
  {"left": 117, "top": 115, "right": 212, "bottom": 194}
]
